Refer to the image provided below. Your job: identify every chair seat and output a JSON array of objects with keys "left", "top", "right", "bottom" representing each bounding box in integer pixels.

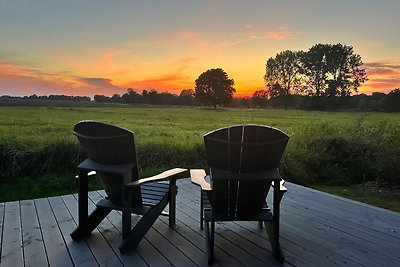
[
  {"left": 141, "top": 182, "right": 171, "bottom": 206},
  {"left": 202, "top": 190, "right": 272, "bottom": 222},
  {"left": 204, "top": 209, "right": 274, "bottom": 222},
  {"left": 96, "top": 182, "right": 173, "bottom": 213}
]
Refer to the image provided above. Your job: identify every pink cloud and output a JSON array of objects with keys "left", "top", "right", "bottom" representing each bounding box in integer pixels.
[
  {"left": 0, "top": 60, "right": 125, "bottom": 97},
  {"left": 249, "top": 29, "right": 300, "bottom": 41}
]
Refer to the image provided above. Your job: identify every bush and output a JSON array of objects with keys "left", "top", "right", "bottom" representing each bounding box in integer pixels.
[{"left": 284, "top": 118, "right": 400, "bottom": 186}]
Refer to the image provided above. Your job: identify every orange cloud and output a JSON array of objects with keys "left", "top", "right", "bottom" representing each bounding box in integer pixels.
[
  {"left": 127, "top": 73, "right": 192, "bottom": 94},
  {"left": 0, "top": 59, "right": 125, "bottom": 96},
  {"left": 361, "top": 62, "right": 400, "bottom": 93}
]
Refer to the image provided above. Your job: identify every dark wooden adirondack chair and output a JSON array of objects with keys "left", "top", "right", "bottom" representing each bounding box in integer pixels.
[
  {"left": 191, "top": 124, "right": 289, "bottom": 264},
  {"left": 70, "top": 120, "right": 187, "bottom": 253}
]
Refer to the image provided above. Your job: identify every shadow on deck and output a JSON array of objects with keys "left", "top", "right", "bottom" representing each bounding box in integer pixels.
[{"left": 1, "top": 179, "right": 399, "bottom": 266}]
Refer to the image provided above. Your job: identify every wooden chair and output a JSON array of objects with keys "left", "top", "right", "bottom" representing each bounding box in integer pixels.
[
  {"left": 191, "top": 124, "right": 289, "bottom": 264},
  {"left": 70, "top": 120, "right": 187, "bottom": 253}
]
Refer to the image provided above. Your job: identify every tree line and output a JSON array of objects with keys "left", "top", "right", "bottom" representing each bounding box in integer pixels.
[
  {"left": 2, "top": 88, "right": 399, "bottom": 112},
  {"left": 93, "top": 88, "right": 196, "bottom": 106},
  {"left": 246, "top": 89, "right": 400, "bottom": 112},
  {"left": 0, "top": 94, "right": 91, "bottom": 102}
]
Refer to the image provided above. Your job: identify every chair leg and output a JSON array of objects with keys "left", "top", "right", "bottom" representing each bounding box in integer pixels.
[
  {"left": 169, "top": 179, "right": 177, "bottom": 227},
  {"left": 71, "top": 206, "right": 112, "bottom": 240},
  {"left": 200, "top": 190, "right": 204, "bottom": 230},
  {"left": 119, "top": 193, "right": 169, "bottom": 254},
  {"left": 265, "top": 183, "right": 285, "bottom": 262},
  {"left": 258, "top": 221, "right": 263, "bottom": 229},
  {"left": 205, "top": 219, "right": 215, "bottom": 265},
  {"left": 265, "top": 221, "right": 285, "bottom": 262}
]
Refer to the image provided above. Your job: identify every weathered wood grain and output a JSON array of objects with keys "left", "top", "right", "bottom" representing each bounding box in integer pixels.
[{"left": 1, "top": 179, "right": 400, "bottom": 266}]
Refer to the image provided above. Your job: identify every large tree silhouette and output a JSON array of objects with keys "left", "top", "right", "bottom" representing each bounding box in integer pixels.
[
  {"left": 194, "top": 68, "right": 235, "bottom": 109},
  {"left": 264, "top": 50, "right": 304, "bottom": 109},
  {"left": 302, "top": 43, "right": 367, "bottom": 98}
]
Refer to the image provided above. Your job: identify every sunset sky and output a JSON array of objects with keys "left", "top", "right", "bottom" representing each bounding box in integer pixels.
[{"left": 1, "top": 0, "right": 399, "bottom": 97}]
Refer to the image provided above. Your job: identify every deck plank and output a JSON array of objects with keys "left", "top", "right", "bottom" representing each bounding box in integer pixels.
[
  {"left": 20, "top": 199, "right": 49, "bottom": 267},
  {"left": 0, "top": 202, "right": 4, "bottom": 261},
  {"left": 1, "top": 201, "right": 23, "bottom": 267},
  {"left": 284, "top": 183, "right": 400, "bottom": 237},
  {"left": 86, "top": 191, "right": 149, "bottom": 267},
  {"left": 281, "top": 198, "right": 400, "bottom": 261},
  {"left": 94, "top": 190, "right": 199, "bottom": 267},
  {"left": 35, "top": 198, "right": 74, "bottom": 267},
  {"left": 92, "top": 190, "right": 173, "bottom": 266},
  {"left": 176, "top": 186, "right": 276, "bottom": 266},
  {"left": 62, "top": 194, "right": 124, "bottom": 267},
  {"left": 1, "top": 179, "right": 400, "bottom": 266},
  {"left": 48, "top": 196, "right": 98, "bottom": 267}
]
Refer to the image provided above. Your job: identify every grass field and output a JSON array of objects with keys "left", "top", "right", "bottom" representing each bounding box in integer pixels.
[{"left": 1, "top": 105, "right": 400, "bottom": 211}]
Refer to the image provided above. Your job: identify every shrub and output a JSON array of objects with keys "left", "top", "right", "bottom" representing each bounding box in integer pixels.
[{"left": 284, "top": 118, "right": 400, "bottom": 186}]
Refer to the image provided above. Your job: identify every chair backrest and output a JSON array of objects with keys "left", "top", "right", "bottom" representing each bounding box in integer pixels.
[
  {"left": 204, "top": 124, "right": 289, "bottom": 217},
  {"left": 73, "top": 120, "right": 141, "bottom": 206}
]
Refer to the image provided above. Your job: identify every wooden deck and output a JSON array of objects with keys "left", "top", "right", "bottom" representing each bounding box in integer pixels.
[{"left": 1, "top": 179, "right": 399, "bottom": 267}]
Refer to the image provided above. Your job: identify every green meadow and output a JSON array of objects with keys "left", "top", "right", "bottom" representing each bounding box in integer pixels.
[{"left": 1, "top": 105, "right": 400, "bottom": 211}]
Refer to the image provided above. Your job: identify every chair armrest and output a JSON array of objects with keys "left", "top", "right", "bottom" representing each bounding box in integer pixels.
[
  {"left": 126, "top": 168, "right": 187, "bottom": 187},
  {"left": 190, "top": 169, "right": 211, "bottom": 191},
  {"left": 272, "top": 180, "right": 287, "bottom": 192}
]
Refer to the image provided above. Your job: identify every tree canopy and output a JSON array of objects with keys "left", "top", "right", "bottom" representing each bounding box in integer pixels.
[
  {"left": 302, "top": 43, "right": 367, "bottom": 97},
  {"left": 265, "top": 43, "right": 368, "bottom": 109},
  {"left": 194, "top": 68, "right": 236, "bottom": 109},
  {"left": 265, "top": 50, "right": 304, "bottom": 98}
]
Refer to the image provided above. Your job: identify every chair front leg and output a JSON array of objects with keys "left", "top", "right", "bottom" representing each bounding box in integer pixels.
[
  {"left": 205, "top": 219, "right": 215, "bottom": 265},
  {"left": 168, "top": 177, "right": 177, "bottom": 227},
  {"left": 122, "top": 187, "right": 132, "bottom": 239},
  {"left": 265, "top": 181, "right": 285, "bottom": 262},
  {"left": 78, "top": 169, "right": 89, "bottom": 228},
  {"left": 200, "top": 190, "right": 204, "bottom": 230}
]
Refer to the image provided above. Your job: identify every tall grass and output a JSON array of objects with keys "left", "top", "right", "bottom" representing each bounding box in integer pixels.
[
  {"left": 1, "top": 106, "right": 399, "bottom": 201},
  {"left": 285, "top": 116, "right": 400, "bottom": 186}
]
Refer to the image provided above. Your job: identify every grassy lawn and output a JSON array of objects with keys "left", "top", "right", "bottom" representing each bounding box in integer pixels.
[{"left": 1, "top": 105, "right": 399, "bottom": 212}]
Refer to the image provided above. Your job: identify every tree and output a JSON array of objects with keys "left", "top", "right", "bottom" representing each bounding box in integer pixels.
[
  {"left": 111, "top": 94, "right": 121, "bottom": 102},
  {"left": 385, "top": 88, "right": 400, "bottom": 112},
  {"left": 302, "top": 43, "right": 367, "bottom": 98},
  {"left": 178, "top": 89, "right": 195, "bottom": 105},
  {"left": 121, "top": 88, "right": 142, "bottom": 103},
  {"left": 239, "top": 97, "right": 251, "bottom": 108},
  {"left": 324, "top": 44, "right": 367, "bottom": 97},
  {"left": 264, "top": 50, "right": 304, "bottom": 109},
  {"left": 94, "top": 94, "right": 110, "bottom": 102},
  {"left": 194, "top": 68, "right": 235, "bottom": 109},
  {"left": 301, "top": 44, "right": 330, "bottom": 98},
  {"left": 251, "top": 90, "right": 269, "bottom": 108}
]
